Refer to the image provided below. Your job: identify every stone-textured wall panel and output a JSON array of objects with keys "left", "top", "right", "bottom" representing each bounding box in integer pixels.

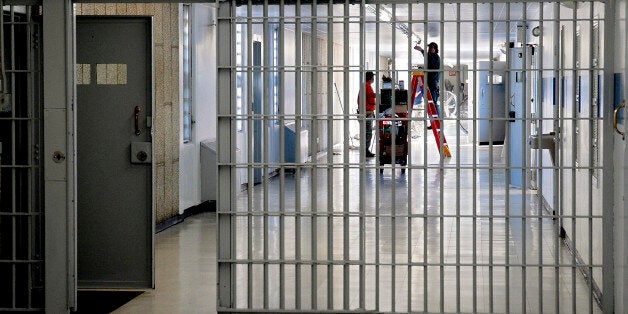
[
  {"left": 145, "top": 4, "right": 155, "bottom": 16},
  {"left": 153, "top": 5, "right": 163, "bottom": 45},
  {"left": 116, "top": 4, "right": 127, "bottom": 15},
  {"left": 162, "top": 14, "right": 172, "bottom": 114},
  {"left": 170, "top": 43, "right": 180, "bottom": 216},
  {"left": 94, "top": 4, "right": 106, "bottom": 15},
  {"left": 171, "top": 158, "right": 179, "bottom": 216},
  {"left": 105, "top": 4, "right": 115, "bottom": 15},
  {"left": 163, "top": 106, "right": 174, "bottom": 217},
  {"left": 77, "top": 3, "right": 180, "bottom": 224},
  {"left": 170, "top": 4, "right": 178, "bottom": 48},
  {"left": 83, "top": 4, "right": 95, "bottom": 15},
  {"left": 155, "top": 164, "right": 166, "bottom": 222},
  {"left": 154, "top": 47, "right": 166, "bottom": 164},
  {"left": 170, "top": 44, "right": 180, "bottom": 144},
  {"left": 127, "top": 3, "right": 138, "bottom": 15}
]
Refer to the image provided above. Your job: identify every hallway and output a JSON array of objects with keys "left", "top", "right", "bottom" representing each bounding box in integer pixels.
[{"left": 116, "top": 141, "right": 599, "bottom": 313}]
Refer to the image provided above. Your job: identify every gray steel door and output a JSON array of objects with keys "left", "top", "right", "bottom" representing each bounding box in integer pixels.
[{"left": 76, "top": 16, "right": 153, "bottom": 289}]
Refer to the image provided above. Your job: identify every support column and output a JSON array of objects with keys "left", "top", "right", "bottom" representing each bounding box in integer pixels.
[
  {"left": 43, "top": 0, "right": 75, "bottom": 312},
  {"left": 603, "top": 0, "right": 617, "bottom": 312},
  {"left": 216, "top": 0, "right": 234, "bottom": 311}
]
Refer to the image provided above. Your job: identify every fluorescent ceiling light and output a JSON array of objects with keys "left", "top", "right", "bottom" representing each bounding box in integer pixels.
[{"left": 365, "top": 4, "right": 422, "bottom": 45}]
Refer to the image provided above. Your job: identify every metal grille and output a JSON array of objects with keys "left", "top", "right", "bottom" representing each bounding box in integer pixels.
[
  {"left": 217, "top": 1, "right": 610, "bottom": 312},
  {"left": 0, "top": 5, "right": 44, "bottom": 311}
]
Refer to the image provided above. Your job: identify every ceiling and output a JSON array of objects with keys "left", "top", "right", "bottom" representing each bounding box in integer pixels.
[{"left": 237, "top": 2, "right": 592, "bottom": 66}]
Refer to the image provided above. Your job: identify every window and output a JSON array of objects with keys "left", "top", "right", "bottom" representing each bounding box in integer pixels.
[{"left": 182, "top": 4, "right": 192, "bottom": 143}]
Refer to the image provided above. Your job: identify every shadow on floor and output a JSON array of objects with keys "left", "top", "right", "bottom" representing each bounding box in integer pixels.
[{"left": 72, "top": 291, "right": 142, "bottom": 313}]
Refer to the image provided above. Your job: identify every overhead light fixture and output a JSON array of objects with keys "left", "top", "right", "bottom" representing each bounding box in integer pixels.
[{"left": 365, "top": 4, "right": 422, "bottom": 45}]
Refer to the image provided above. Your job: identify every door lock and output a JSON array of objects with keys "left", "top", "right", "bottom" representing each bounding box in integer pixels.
[
  {"left": 52, "top": 151, "right": 66, "bottom": 163},
  {"left": 130, "top": 142, "right": 152, "bottom": 164},
  {"left": 136, "top": 151, "right": 148, "bottom": 162}
]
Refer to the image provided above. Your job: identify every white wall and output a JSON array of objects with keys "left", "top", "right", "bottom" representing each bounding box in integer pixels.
[
  {"left": 179, "top": 3, "right": 217, "bottom": 212},
  {"left": 538, "top": 1, "right": 606, "bottom": 289}
]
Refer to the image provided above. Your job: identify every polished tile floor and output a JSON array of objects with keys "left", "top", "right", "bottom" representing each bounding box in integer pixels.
[
  {"left": 114, "top": 213, "right": 216, "bottom": 313},
  {"left": 117, "top": 125, "right": 602, "bottom": 313}
]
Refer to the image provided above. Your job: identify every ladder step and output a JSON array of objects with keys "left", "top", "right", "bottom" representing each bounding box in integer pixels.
[{"left": 411, "top": 72, "right": 452, "bottom": 158}]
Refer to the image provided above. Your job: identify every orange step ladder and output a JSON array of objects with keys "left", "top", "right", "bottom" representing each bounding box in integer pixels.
[{"left": 411, "top": 72, "right": 452, "bottom": 157}]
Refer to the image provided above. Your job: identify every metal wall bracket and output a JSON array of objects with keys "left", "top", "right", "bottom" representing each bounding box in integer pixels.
[{"left": 529, "top": 132, "right": 556, "bottom": 165}]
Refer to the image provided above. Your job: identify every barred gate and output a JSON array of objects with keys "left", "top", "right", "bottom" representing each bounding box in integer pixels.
[
  {"left": 216, "top": 1, "right": 611, "bottom": 312},
  {"left": 0, "top": 4, "right": 44, "bottom": 311}
]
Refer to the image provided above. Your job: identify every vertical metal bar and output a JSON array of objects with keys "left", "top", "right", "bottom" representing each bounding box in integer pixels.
[
  {"left": 326, "top": 1, "right": 333, "bottom": 310},
  {"left": 390, "top": 4, "right": 397, "bottom": 312},
  {"left": 503, "top": 5, "right": 512, "bottom": 312},
  {"left": 342, "top": 0, "right": 351, "bottom": 311},
  {"left": 295, "top": 0, "right": 303, "bottom": 309},
  {"left": 26, "top": 6, "right": 35, "bottom": 308},
  {"left": 602, "top": 0, "right": 616, "bottom": 312},
  {"left": 374, "top": 1, "right": 380, "bottom": 221},
  {"left": 522, "top": 5, "right": 530, "bottom": 314},
  {"left": 422, "top": 3, "right": 428, "bottom": 311},
  {"left": 278, "top": 1, "right": 286, "bottom": 309},
  {"left": 245, "top": 1, "right": 253, "bottom": 308},
  {"left": 521, "top": 6, "right": 531, "bottom": 312},
  {"left": 537, "top": 2, "right": 545, "bottom": 313},
  {"left": 560, "top": 19, "right": 568, "bottom": 314},
  {"left": 0, "top": 1, "right": 5, "bottom": 106},
  {"left": 363, "top": 23, "right": 371, "bottom": 313},
  {"left": 357, "top": 0, "right": 365, "bottom": 310},
  {"left": 390, "top": 4, "right": 396, "bottom": 180},
  {"left": 553, "top": 4, "right": 561, "bottom": 314},
  {"left": 587, "top": 4, "right": 595, "bottom": 312},
  {"left": 359, "top": 1, "right": 368, "bottom": 310},
  {"left": 310, "top": 1, "right": 318, "bottom": 309},
  {"left": 217, "top": 0, "right": 235, "bottom": 309},
  {"left": 455, "top": 4, "right": 461, "bottom": 313},
  {"left": 373, "top": 4, "right": 380, "bottom": 312},
  {"left": 517, "top": 7, "right": 528, "bottom": 314},
  {"left": 488, "top": 3, "right": 494, "bottom": 312},
  {"left": 8, "top": 3, "right": 17, "bottom": 308},
  {"left": 472, "top": 3, "right": 478, "bottom": 313},
  {"left": 407, "top": 3, "right": 413, "bottom": 313},
  {"left": 230, "top": 2, "right": 238, "bottom": 310},
  {"left": 571, "top": 5, "right": 578, "bottom": 313},
  {"left": 439, "top": 3, "right": 445, "bottom": 313},
  {"left": 262, "top": 1, "right": 270, "bottom": 309}
]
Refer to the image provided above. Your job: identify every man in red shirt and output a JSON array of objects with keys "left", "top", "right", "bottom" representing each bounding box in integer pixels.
[{"left": 357, "top": 71, "right": 376, "bottom": 157}]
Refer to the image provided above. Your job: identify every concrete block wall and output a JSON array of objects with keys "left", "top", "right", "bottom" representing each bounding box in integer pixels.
[{"left": 75, "top": 3, "right": 180, "bottom": 223}]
